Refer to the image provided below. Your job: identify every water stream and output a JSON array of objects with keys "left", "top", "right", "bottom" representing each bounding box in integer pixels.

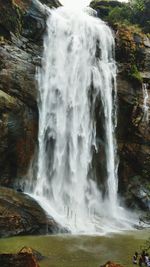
[
  {"left": 30, "top": 4, "right": 136, "bottom": 234},
  {"left": 142, "top": 83, "right": 149, "bottom": 122}
]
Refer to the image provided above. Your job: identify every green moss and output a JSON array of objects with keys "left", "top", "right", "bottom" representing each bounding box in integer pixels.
[
  {"left": 12, "top": 2, "right": 24, "bottom": 35},
  {"left": 129, "top": 64, "right": 143, "bottom": 83},
  {"left": 0, "top": 0, "right": 24, "bottom": 37},
  {"left": 0, "top": 90, "right": 17, "bottom": 108},
  {"left": 115, "top": 23, "right": 145, "bottom": 83}
]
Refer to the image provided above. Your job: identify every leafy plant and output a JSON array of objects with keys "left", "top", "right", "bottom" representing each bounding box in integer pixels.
[
  {"left": 108, "top": 5, "right": 133, "bottom": 25},
  {"left": 129, "top": 64, "right": 143, "bottom": 83}
]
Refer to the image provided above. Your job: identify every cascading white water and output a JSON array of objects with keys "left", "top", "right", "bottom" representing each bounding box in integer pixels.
[
  {"left": 142, "top": 83, "right": 149, "bottom": 122},
  {"left": 32, "top": 6, "right": 135, "bottom": 234}
]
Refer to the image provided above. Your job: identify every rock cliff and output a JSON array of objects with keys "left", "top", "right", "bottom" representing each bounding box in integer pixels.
[
  {"left": 0, "top": 0, "right": 60, "bottom": 186},
  {"left": 0, "top": 0, "right": 63, "bottom": 237},
  {"left": 0, "top": 0, "right": 149, "bottom": 237},
  {"left": 91, "top": 0, "right": 150, "bottom": 211}
]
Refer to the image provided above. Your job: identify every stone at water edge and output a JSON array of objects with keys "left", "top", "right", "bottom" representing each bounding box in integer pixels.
[
  {"left": 19, "top": 246, "right": 45, "bottom": 261},
  {"left": 0, "top": 186, "right": 67, "bottom": 238},
  {"left": 0, "top": 253, "right": 40, "bottom": 267},
  {"left": 0, "top": 246, "right": 45, "bottom": 267},
  {"left": 100, "top": 261, "right": 125, "bottom": 267}
]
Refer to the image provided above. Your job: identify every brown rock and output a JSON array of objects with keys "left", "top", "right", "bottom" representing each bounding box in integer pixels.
[
  {"left": 0, "top": 252, "right": 40, "bottom": 267},
  {"left": 19, "top": 247, "right": 45, "bottom": 261},
  {"left": 117, "top": 73, "right": 150, "bottom": 210},
  {"left": 100, "top": 261, "right": 124, "bottom": 267},
  {"left": 0, "top": 186, "right": 68, "bottom": 238}
]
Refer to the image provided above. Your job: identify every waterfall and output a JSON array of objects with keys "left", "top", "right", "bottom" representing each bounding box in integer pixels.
[
  {"left": 32, "top": 6, "right": 134, "bottom": 234},
  {"left": 142, "top": 83, "right": 149, "bottom": 122}
]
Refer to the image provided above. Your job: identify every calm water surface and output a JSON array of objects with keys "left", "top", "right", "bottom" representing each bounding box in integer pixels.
[{"left": 0, "top": 230, "right": 149, "bottom": 267}]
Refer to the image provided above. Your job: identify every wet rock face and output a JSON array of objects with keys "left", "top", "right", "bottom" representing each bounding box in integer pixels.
[
  {"left": 0, "top": 187, "right": 66, "bottom": 237},
  {"left": 91, "top": 1, "right": 150, "bottom": 210},
  {"left": 0, "top": 0, "right": 61, "bottom": 186},
  {"left": 115, "top": 28, "right": 150, "bottom": 210},
  {"left": 0, "top": 43, "right": 38, "bottom": 186},
  {"left": 0, "top": 99, "right": 37, "bottom": 186},
  {"left": 117, "top": 75, "right": 150, "bottom": 210}
]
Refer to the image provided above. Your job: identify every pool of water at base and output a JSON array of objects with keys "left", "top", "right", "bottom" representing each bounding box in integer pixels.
[{"left": 0, "top": 230, "right": 149, "bottom": 267}]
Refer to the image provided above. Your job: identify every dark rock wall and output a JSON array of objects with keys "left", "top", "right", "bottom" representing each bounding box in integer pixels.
[
  {"left": 115, "top": 26, "right": 150, "bottom": 210},
  {"left": 92, "top": 1, "right": 150, "bottom": 210},
  {"left": 117, "top": 74, "right": 150, "bottom": 210},
  {"left": 0, "top": 0, "right": 61, "bottom": 186}
]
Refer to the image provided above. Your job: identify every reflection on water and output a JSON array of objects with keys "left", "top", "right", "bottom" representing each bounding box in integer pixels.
[{"left": 0, "top": 230, "right": 148, "bottom": 267}]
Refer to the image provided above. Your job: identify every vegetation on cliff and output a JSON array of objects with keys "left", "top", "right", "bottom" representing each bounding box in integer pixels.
[
  {"left": 90, "top": 0, "right": 150, "bottom": 210},
  {"left": 90, "top": 0, "right": 150, "bottom": 34},
  {"left": 91, "top": 0, "right": 150, "bottom": 83},
  {"left": 0, "top": 0, "right": 61, "bottom": 41}
]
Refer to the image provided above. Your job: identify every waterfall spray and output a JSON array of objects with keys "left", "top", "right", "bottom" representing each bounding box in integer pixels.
[{"left": 31, "top": 6, "right": 135, "bottom": 234}]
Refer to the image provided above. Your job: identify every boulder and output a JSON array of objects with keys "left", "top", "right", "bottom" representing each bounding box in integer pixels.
[
  {"left": 100, "top": 261, "right": 124, "bottom": 267},
  {"left": 0, "top": 246, "right": 43, "bottom": 267},
  {"left": 0, "top": 247, "right": 44, "bottom": 267},
  {"left": 0, "top": 186, "right": 66, "bottom": 237},
  {"left": 19, "top": 247, "right": 45, "bottom": 261},
  {"left": 0, "top": 253, "right": 40, "bottom": 267}
]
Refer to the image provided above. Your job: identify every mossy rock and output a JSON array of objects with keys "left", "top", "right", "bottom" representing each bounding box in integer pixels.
[
  {"left": 115, "top": 24, "right": 146, "bottom": 83},
  {"left": 0, "top": 0, "right": 24, "bottom": 37},
  {"left": 0, "top": 0, "right": 61, "bottom": 39},
  {"left": 129, "top": 65, "right": 143, "bottom": 84}
]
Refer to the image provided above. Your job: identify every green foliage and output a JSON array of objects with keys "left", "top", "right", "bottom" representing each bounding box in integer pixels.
[
  {"left": 108, "top": 6, "right": 132, "bottom": 25},
  {"left": 91, "top": 0, "right": 150, "bottom": 33},
  {"left": 91, "top": 0, "right": 150, "bottom": 84},
  {"left": 129, "top": 64, "right": 143, "bottom": 83},
  {"left": 131, "top": 0, "right": 145, "bottom": 12},
  {"left": 130, "top": 0, "right": 150, "bottom": 33}
]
